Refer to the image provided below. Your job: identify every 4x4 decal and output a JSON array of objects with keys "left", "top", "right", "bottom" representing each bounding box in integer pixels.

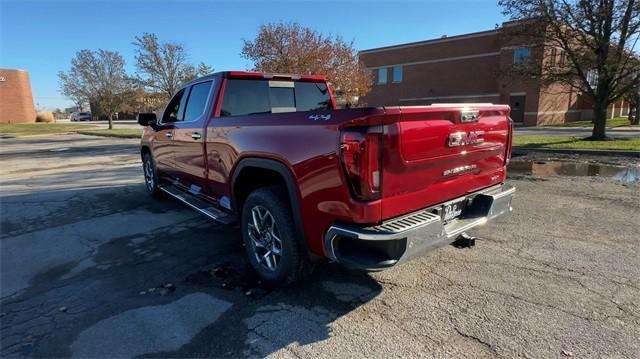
[{"left": 309, "top": 114, "right": 331, "bottom": 121}]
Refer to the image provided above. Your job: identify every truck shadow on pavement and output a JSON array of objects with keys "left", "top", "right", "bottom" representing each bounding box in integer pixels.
[{"left": 0, "top": 183, "right": 383, "bottom": 358}]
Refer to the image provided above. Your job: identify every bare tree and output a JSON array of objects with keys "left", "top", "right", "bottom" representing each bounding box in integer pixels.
[
  {"left": 242, "top": 22, "right": 372, "bottom": 105},
  {"left": 499, "top": 0, "right": 640, "bottom": 139},
  {"left": 58, "top": 77, "right": 87, "bottom": 112},
  {"left": 58, "top": 49, "right": 131, "bottom": 129},
  {"left": 133, "top": 33, "right": 213, "bottom": 100}
]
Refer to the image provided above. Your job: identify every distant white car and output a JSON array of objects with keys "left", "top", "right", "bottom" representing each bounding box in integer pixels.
[{"left": 70, "top": 112, "right": 92, "bottom": 121}]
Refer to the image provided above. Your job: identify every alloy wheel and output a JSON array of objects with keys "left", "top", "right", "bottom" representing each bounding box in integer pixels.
[
  {"left": 247, "top": 205, "right": 283, "bottom": 272},
  {"left": 143, "top": 158, "right": 155, "bottom": 191}
]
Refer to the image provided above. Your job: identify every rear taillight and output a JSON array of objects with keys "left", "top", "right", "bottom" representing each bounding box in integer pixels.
[
  {"left": 505, "top": 117, "right": 514, "bottom": 165},
  {"left": 340, "top": 127, "right": 382, "bottom": 201}
]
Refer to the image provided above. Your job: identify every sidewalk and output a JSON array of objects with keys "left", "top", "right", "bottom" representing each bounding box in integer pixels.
[
  {"left": 56, "top": 118, "right": 140, "bottom": 129},
  {"left": 515, "top": 126, "right": 640, "bottom": 139},
  {"left": 513, "top": 147, "right": 640, "bottom": 157}
]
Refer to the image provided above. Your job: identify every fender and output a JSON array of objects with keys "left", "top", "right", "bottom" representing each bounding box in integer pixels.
[{"left": 230, "top": 157, "right": 308, "bottom": 255}]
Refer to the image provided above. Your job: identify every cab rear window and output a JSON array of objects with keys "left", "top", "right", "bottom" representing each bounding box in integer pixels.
[{"left": 220, "top": 79, "right": 331, "bottom": 117}]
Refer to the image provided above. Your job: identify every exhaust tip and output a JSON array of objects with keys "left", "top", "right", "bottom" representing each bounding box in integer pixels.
[{"left": 452, "top": 232, "right": 476, "bottom": 248}]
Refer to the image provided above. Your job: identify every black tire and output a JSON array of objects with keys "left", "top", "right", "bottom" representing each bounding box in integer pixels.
[
  {"left": 241, "top": 186, "right": 311, "bottom": 286},
  {"left": 142, "top": 152, "right": 163, "bottom": 198}
]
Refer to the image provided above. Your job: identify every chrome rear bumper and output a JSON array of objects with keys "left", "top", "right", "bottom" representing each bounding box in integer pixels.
[{"left": 324, "top": 183, "right": 515, "bottom": 270}]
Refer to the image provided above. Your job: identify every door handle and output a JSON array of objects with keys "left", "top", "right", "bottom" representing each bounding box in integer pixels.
[
  {"left": 166, "top": 132, "right": 173, "bottom": 138},
  {"left": 191, "top": 132, "right": 202, "bottom": 140}
]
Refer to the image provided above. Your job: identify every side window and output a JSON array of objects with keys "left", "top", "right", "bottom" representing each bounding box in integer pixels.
[
  {"left": 221, "top": 80, "right": 270, "bottom": 116},
  {"left": 162, "top": 89, "right": 187, "bottom": 122},
  {"left": 183, "top": 81, "right": 212, "bottom": 121},
  {"left": 295, "top": 82, "right": 331, "bottom": 111}
]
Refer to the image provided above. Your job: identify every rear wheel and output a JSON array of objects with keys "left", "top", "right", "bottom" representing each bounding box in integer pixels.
[
  {"left": 241, "top": 186, "right": 310, "bottom": 286},
  {"left": 142, "top": 152, "right": 162, "bottom": 198}
]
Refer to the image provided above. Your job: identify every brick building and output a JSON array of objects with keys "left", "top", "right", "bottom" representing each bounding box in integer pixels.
[
  {"left": 359, "top": 22, "right": 630, "bottom": 126},
  {"left": 0, "top": 69, "right": 37, "bottom": 124}
]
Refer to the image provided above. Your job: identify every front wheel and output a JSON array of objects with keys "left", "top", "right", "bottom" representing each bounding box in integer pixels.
[
  {"left": 241, "top": 186, "right": 311, "bottom": 286},
  {"left": 142, "top": 152, "right": 162, "bottom": 198}
]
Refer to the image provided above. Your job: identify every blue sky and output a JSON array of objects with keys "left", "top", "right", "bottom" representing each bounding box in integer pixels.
[{"left": 1, "top": 0, "right": 507, "bottom": 109}]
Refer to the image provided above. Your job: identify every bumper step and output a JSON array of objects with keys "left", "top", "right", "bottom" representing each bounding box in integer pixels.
[
  {"left": 159, "top": 184, "right": 236, "bottom": 225},
  {"left": 325, "top": 183, "right": 515, "bottom": 269}
]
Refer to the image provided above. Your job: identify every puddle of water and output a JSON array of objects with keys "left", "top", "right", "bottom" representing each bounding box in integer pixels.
[
  {"left": 508, "top": 160, "right": 640, "bottom": 183},
  {"left": 183, "top": 261, "right": 272, "bottom": 298}
]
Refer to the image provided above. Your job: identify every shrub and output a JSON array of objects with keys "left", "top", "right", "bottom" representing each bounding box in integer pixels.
[{"left": 36, "top": 112, "right": 55, "bottom": 123}]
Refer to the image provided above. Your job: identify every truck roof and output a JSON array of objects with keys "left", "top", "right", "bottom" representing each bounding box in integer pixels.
[{"left": 182, "top": 71, "right": 327, "bottom": 88}]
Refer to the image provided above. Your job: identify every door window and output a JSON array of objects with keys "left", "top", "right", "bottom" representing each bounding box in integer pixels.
[
  {"left": 162, "top": 89, "right": 187, "bottom": 123},
  {"left": 183, "top": 81, "right": 213, "bottom": 122}
]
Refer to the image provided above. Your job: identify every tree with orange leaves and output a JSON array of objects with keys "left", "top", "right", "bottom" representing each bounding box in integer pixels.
[{"left": 242, "top": 22, "right": 372, "bottom": 106}]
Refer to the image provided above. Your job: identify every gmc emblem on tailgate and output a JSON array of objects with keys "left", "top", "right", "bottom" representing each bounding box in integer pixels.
[{"left": 447, "top": 130, "right": 485, "bottom": 147}]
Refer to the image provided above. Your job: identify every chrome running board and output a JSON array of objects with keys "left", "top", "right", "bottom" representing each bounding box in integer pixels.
[{"left": 159, "top": 184, "right": 235, "bottom": 224}]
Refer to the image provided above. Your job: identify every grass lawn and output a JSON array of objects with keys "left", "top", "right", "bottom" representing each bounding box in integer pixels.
[
  {"left": 0, "top": 123, "right": 97, "bottom": 137},
  {"left": 514, "top": 135, "right": 640, "bottom": 151},
  {"left": 76, "top": 128, "right": 142, "bottom": 139},
  {"left": 548, "top": 117, "right": 637, "bottom": 128}
]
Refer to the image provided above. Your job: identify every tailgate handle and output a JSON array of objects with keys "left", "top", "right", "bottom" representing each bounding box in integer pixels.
[
  {"left": 461, "top": 111, "right": 479, "bottom": 123},
  {"left": 191, "top": 132, "right": 202, "bottom": 140}
]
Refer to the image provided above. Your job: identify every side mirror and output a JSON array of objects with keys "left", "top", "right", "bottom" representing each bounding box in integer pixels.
[{"left": 137, "top": 113, "right": 157, "bottom": 127}]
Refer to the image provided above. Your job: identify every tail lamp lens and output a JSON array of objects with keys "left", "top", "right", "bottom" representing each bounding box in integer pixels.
[
  {"left": 340, "top": 127, "right": 382, "bottom": 201},
  {"left": 505, "top": 117, "right": 514, "bottom": 165}
]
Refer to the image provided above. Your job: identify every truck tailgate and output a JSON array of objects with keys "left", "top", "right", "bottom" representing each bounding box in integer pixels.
[{"left": 381, "top": 105, "right": 511, "bottom": 220}]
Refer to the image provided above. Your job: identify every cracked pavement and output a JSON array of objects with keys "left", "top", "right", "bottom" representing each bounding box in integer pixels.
[{"left": 1, "top": 134, "right": 639, "bottom": 358}]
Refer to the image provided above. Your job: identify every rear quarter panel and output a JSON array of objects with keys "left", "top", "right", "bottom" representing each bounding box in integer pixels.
[{"left": 205, "top": 108, "right": 385, "bottom": 256}]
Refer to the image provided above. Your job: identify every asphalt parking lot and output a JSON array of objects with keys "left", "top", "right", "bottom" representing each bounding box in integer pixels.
[{"left": 1, "top": 134, "right": 639, "bottom": 358}]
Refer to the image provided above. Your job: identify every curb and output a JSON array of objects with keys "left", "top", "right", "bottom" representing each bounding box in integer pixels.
[
  {"left": 75, "top": 131, "right": 141, "bottom": 139},
  {"left": 513, "top": 147, "right": 640, "bottom": 157},
  {"left": 521, "top": 126, "right": 640, "bottom": 131}
]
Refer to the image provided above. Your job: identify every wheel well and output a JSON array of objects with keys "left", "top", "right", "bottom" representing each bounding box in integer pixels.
[
  {"left": 233, "top": 166, "right": 290, "bottom": 214},
  {"left": 231, "top": 159, "right": 314, "bottom": 260}
]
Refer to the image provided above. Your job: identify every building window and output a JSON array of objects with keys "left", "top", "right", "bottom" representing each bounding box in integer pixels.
[
  {"left": 513, "top": 47, "right": 531, "bottom": 65},
  {"left": 559, "top": 51, "right": 566, "bottom": 66},
  {"left": 377, "top": 68, "right": 387, "bottom": 85},
  {"left": 548, "top": 47, "right": 557, "bottom": 66},
  {"left": 392, "top": 66, "right": 403, "bottom": 83}
]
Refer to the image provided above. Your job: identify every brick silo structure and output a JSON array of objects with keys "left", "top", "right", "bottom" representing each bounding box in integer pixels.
[{"left": 0, "top": 69, "right": 37, "bottom": 123}]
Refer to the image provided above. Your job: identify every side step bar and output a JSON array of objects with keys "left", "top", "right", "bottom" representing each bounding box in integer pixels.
[{"left": 159, "top": 184, "right": 236, "bottom": 225}]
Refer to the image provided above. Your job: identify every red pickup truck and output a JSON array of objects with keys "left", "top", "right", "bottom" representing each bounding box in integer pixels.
[{"left": 138, "top": 71, "right": 515, "bottom": 285}]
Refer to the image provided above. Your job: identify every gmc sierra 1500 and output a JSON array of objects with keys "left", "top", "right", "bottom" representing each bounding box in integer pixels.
[{"left": 138, "top": 71, "right": 515, "bottom": 285}]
